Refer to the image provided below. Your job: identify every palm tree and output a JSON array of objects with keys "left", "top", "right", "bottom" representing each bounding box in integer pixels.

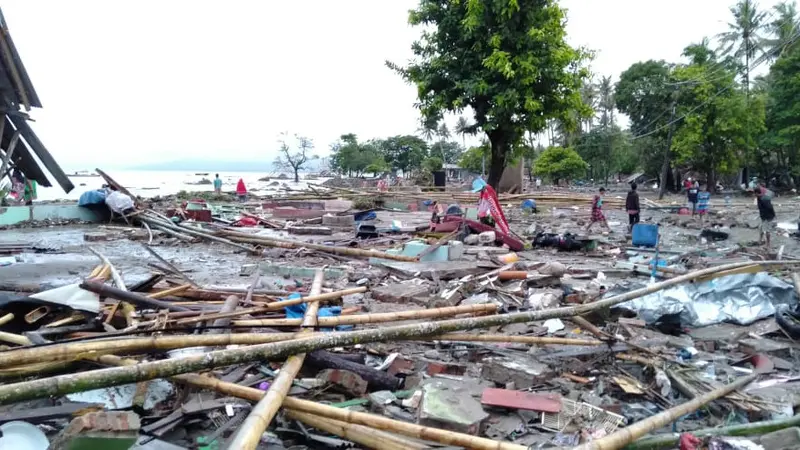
[
  {"left": 765, "top": 1, "right": 799, "bottom": 59},
  {"left": 717, "top": 0, "right": 768, "bottom": 93},
  {"left": 417, "top": 120, "right": 436, "bottom": 142},
  {"left": 597, "top": 76, "right": 615, "bottom": 129},
  {"left": 437, "top": 123, "right": 451, "bottom": 142},
  {"left": 455, "top": 116, "right": 471, "bottom": 148},
  {"left": 579, "top": 78, "right": 598, "bottom": 132}
]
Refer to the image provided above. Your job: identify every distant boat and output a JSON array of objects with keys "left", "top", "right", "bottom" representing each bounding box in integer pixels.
[
  {"left": 70, "top": 170, "right": 100, "bottom": 177},
  {"left": 195, "top": 173, "right": 209, "bottom": 176}
]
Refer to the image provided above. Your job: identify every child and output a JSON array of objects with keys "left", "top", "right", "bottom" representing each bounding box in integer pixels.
[
  {"left": 626, "top": 182, "right": 640, "bottom": 233},
  {"left": 696, "top": 184, "right": 710, "bottom": 227},
  {"left": 586, "top": 187, "right": 610, "bottom": 232}
]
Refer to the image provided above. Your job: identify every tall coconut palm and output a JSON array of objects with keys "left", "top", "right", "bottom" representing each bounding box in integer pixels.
[
  {"left": 765, "top": 1, "right": 799, "bottom": 59},
  {"left": 597, "top": 75, "right": 615, "bottom": 129},
  {"left": 437, "top": 123, "right": 451, "bottom": 142},
  {"left": 579, "top": 78, "right": 598, "bottom": 132},
  {"left": 455, "top": 116, "right": 472, "bottom": 148},
  {"left": 417, "top": 119, "right": 437, "bottom": 142},
  {"left": 717, "top": 0, "right": 768, "bottom": 93}
]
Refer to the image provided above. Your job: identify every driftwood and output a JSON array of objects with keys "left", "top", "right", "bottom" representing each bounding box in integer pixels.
[
  {"left": 305, "top": 350, "right": 402, "bottom": 391},
  {"left": 575, "top": 374, "right": 758, "bottom": 450},
  {"left": 80, "top": 281, "right": 191, "bottom": 312},
  {"left": 227, "top": 270, "right": 324, "bottom": 450},
  {"left": 0, "top": 261, "right": 793, "bottom": 405}
]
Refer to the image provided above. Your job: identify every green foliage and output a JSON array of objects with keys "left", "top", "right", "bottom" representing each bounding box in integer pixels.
[
  {"left": 575, "top": 126, "right": 635, "bottom": 181},
  {"left": 762, "top": 41, "right": 800, "bottom": 183},
  {"left": 372, "top": 135, "right": 429, "bottom": 176},
  {"left": 533, "top": 146, "right": 587, "bottom": 182},
  {"left": 670, "top": 43, "right": 762, "bottom": 186},
  {"left": 459, "top": 145, "right": 489, "bottom": 173},
  {"left": 329, "top": 134, "right": 387, "bottom": 177},
  {"left": 388, "top": 0, "right": 590, "bottom": 188},
  {"left": 430, "top": 141, "right": 464, "bottom": 164},
  {"left": 422, "top": 156, "right": 444, "bottom": 172}
]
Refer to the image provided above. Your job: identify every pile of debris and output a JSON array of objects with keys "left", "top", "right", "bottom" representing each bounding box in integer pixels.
[{"left": 1, "top": 172, "right": 800, "bottom": 450}]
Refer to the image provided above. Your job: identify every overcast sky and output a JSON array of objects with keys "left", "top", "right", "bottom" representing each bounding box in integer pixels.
[{"left": 1, "top": 0, "right": 784, "bottom": 169}]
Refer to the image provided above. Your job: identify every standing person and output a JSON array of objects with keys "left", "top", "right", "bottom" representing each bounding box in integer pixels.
[
  {"left": 535, "top": 177, "right": 542, "bottom": 190},
  {"left": 626, "top": 183, "right": 640, "bottom": 233},
  {"left": 236, "top": 178, "right": 248, "bottom": 202},
  {"left": 696, "top": 183, "right": 710, "bottom": 227},
  {"left": 756, "top": 185, "right": 776, "bottom": 248},
  {"left": 213, "top": 174, "right": 222, "bottom": 194},
  {"left": 687, "top": 181, "right": 699, "bottom": 216},
  {"left": 586, "top": 187, "right": 610, "bottom": 232},
  {"left": 23, "top": 178, "right": 37, "bottom": 206}
]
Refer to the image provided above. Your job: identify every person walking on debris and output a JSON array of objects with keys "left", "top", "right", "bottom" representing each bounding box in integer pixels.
[
  {"left": 687, "top": 180, "right": 699, "bottom": 216},
  {"left": 236, "top": 178, "right": 248, "bottom": 202},
  {"left": 756, "top": 184, "right": 776, "bottom": 248},
  {"left": 626, "top": 182, "right": 640, "bottom": 233},
  {"left": 586, "top": 187, "right": 610, "bottom": 232},
  {"left": 213, "top": 173, "right": 222, "bottom": 194},
  {"left": 696, "top": 184, "right": 710, "bottom": 227}
]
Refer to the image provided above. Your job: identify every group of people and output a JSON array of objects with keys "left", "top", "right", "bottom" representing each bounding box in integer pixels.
[
  {"left": 583, "top": 180, "right": 777, "bottom": 248},
  {"left": 213, "top": 174, "right": 248, "bottom": 202}
]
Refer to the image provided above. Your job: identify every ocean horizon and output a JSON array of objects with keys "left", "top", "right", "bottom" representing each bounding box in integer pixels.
[{"left": 34, "top": 170, "right": 330, "bottom": 202}]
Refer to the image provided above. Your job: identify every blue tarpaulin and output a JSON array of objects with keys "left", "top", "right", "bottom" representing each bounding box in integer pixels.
[
  {"left": 280, "top": 293, "right": 352, "bottom": 331},
  {"left": 78, "top": 189, "right": 107, "bottom": 207}
]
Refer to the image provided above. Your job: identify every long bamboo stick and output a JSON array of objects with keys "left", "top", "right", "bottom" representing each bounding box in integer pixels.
[
  {"left": 575, "top": 374, "right": 759, "bottom": 450},
  {"left": 233, "top": 303, "right": 497, "bottom": 327},
  {"left": 0, "top": 261, "right": 791, "bottom": 405},
  {"left": 96, "top": 355, "right": 524, "bottom": 450},
  {"left": 287, "top": 410, "right": 426, "bottom": 450},
  {"left": 228, "top": 270, "right": 324, "bottom": 449},
  {"left": 88, "top": 248, "right": 126, "bottom": 290},
  {"left": 0, "top": 332, "right": 598, "bottom": 369},
  {"left": 624, "top": 414, "right": 800, "bottom": 450},
  {"left": 218, "top": 229, "right": 418, "bottom": 262},
  {"left": 147, "top": 284, "right": 192, "bottom": 299}
]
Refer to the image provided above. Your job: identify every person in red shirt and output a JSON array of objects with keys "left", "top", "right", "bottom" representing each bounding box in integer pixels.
[{"left": 236, "top": 178, "right": 248, "bottom": 202}]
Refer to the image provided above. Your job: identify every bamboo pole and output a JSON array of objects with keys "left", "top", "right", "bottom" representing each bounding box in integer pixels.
[
  {"left": 624, "top": 414, "right": 800, "bottom": 450},
  {"left": 0, "top": 261, "right": 792, "bottom": 405},
  {"left": 428, "top": 334, "right": 602, "bottom": 346},
  {"left": 0, "top": 332, "right": 597, "bottom": 369},
  {"left": 233, "top": 303, "right": 497, "bottom": 327},
  {"left": 287, "top": 410, "right": 426, "bottom": 450},
  {"left": 575, "top": 374, "right": 759, "bottom": 450},
  {"left": 88, "top": 248, "right": 126, "bottom": 290},
  {"left": 80, "top": 281, "right": 191, "bottom": 312},
  {"left": 218, "top": 229, "right": 418, "bottom": 262},
  {"left": 147, "top": 284, "right": 192, "bottom": 299},
  {"left": 228, "top": 269, "right": 324, "bottom": 449},
  {"left": 0, "top": 313, "right": 13, "bottom": 327}
]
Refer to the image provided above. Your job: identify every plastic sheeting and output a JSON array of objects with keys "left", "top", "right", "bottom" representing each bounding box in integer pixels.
[{"left": 612, "top": 273, "right": 798, "bottom": 327}]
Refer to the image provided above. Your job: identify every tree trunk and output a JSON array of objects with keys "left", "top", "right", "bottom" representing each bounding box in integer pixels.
[
  {"left": 487, "top": 131, "right": 508, "bottom": 189},
  {"left": 294, "top": 168, "right": 300, "bottom": 183}
]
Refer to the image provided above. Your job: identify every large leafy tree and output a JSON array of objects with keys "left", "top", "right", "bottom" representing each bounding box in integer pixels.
[
  {"left": 373, "top": 135, "right": 429, "bottom": 176},
  {"left": 329, "top": 134, "right": 385, "bottom": 177},
  {"left": 429, "top": 140, "right": 464, "bottom": 164},
  {"left": 459, "top": 144, "right": 489, "bottom": 174},
  {"left": 671, "top": 42, "right": 762, "bottom": 189},
  {"left": 718, "top": 0, "right": 768, "bottom": 92},
  {"left": 615, "top": 60, "right": 675, "bottom": 181},
  {"left": 763, "top": 41, "right": 800, "bottom": 185},
  {"left": 388, "top": 0, "right": 590, "bottom": 189},
  {"left": 533, "top": 146, "right": 587, "bottom": 184}
]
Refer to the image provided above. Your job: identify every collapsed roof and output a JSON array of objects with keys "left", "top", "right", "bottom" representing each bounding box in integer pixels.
[{"left": 0, "top": 8, "right": 72, "bottom": 193}]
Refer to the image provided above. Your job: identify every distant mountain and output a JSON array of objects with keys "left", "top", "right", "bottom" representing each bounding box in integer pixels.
[{"left": 131, "top": 159, "right": 324, "bottom": 172}]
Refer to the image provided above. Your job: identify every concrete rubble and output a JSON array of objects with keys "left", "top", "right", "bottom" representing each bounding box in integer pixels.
[{"left": 2, "top": 171, "right": 800, "bottom": 449}]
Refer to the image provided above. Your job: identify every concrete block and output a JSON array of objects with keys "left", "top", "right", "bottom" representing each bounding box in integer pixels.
[
  {"left": 448, "top": 240, "right": 464, "bottom": 260},
  {"left": 481, "top": 356, "right": 550, "bottom": 389},
  {"left": 322, "top": 214, "right": 355, "bottom": 227},
  {"left": 50, "top": 411, "right": 140, "bottom": 450},
  {"left": 317, "top": 369, "right": 368, "bottom": 396},
  {"left": 418, "top": 378, "right": 488, "bottom": 435},
  {"left": 371, "top": 283, "right": 429, "bottom": 303},
  {"left": 84, "top": 232, "right": 112, "bottom": 242},
  {"left": 259, "top": 263, "right": 346, "bottom": 280}
]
